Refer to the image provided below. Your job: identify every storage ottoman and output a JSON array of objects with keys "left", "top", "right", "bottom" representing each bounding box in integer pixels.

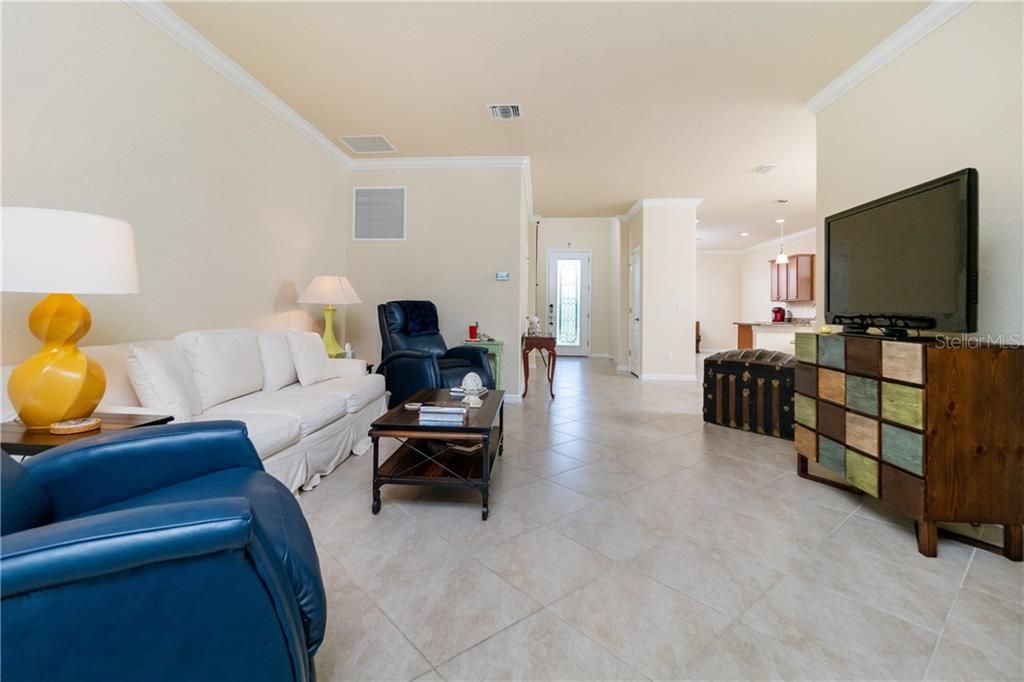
[{"left": 702, "top": 349, "right": 797, "bottom": 439}]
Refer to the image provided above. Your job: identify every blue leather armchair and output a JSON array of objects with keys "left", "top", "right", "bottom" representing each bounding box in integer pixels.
[
  {"left": 377, "top": 300, "right": 495, "bottom": 407},
  {"left": 1, "top": 421, "right": 326, "bottom": 682}
]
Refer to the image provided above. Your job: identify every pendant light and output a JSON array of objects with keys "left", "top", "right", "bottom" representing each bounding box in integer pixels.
[{"left": 774, "top": 199, "right": 789, "bottom": 265}]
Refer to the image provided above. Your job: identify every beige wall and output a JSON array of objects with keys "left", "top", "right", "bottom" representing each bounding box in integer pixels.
[
  {"left": 739, "top": 229, "right": 818, "bottom": 323},
  {"left": 816, "top": 2, "right": 1023, "bottom": 336},
  {"left": 531, "top": 217, "right": 618, "bottom": 356},
  {"left": 344, "top": 166, "right": 527, "bottom": 395},
  {"left": 1, "top": 2, "right": 349, "bottom": 362},
  {"left": 695, "top": 253, "right": 742, "bottom": 352},
  {"left": 640, "top": 204, "right": 698, "bottom": 378}
]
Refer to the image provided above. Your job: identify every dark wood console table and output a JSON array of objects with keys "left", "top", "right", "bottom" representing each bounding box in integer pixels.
[{"left": 522, "top": 335, "right": 556, "bottom": 398}]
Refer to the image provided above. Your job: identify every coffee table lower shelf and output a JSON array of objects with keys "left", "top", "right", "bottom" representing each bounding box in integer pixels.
[{"left": 372, "top": 428, "right": 502, "bottom": 520}]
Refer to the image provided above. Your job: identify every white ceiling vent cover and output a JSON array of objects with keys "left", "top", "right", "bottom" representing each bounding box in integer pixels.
[
  {"left": 488, "top": 104, "right": 521, "bottom": 120},
  {"left": 337, "top": 135, "right": 396, "bottom": 154},
  {"left": 353, "top": 187, "right": 406, "bottom": 240}
]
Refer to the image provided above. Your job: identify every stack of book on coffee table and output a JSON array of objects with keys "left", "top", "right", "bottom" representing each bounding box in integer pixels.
[{"left": 418, "top": 403, "right": 468, "bottom": 425}]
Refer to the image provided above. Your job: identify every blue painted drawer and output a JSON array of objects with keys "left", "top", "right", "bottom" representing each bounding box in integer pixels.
[
  {"left": 817, "top": 335, "right": 845, "bottom": 370},
  {"left": 818, "top": 435, "right": 845, "bottom": 476},
  {"left": 881, "top": 423, "right": 924, "bottom": 476}
]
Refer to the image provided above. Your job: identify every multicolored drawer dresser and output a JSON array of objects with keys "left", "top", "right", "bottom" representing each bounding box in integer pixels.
[{"left": 793, "top": 332, "right": 1023, "bottom": 560}]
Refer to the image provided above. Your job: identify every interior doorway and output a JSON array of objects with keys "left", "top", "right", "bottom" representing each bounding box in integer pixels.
[{"left": 546, "top": 249, "right": 591, "bottom": 357}]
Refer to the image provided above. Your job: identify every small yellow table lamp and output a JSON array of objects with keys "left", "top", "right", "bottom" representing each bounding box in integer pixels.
[
  {"left": 2, "top": 207, "right": 140, "bottom": 428},
  {"left": 297, "top": 275, "right": 362, "bottom": 357}
]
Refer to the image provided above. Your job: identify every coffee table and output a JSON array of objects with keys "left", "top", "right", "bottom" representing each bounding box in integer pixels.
[{"left": 369, "top": 388, "right": 504, "bottom": 520}]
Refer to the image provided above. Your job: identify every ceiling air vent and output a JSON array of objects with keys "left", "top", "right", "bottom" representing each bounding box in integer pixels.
[
  {"left": 488, "top": 104, "right": 521, "bottom": 121},
  {"left": 353, "top": 187, "right": 405, "bottom": 240},
  {"left": 337, "top": 135, "right": 396, "bottom": 154}
]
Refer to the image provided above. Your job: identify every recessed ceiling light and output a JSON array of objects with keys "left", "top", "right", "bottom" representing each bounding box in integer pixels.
[{"left": 740, "top": 232, "right": 750, "bottom": 237}]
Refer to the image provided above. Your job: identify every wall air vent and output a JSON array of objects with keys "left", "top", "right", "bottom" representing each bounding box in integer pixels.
[
  {"left": 337, "top": 135, "right": 396, "bottom": 154},
  {"left": 488, "top": 104, "right": 522, "bottom": 120},
  {"left": 353, "top": 187, "right": 406, "bottom": 240}
]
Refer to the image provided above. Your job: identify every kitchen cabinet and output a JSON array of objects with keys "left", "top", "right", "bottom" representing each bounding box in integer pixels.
[{"left": 769, "top": 253, "right": 814, "bottom": 302}]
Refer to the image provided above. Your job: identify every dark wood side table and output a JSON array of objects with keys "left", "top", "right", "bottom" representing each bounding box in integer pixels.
[
  {"left": 521, "top": 334, "right": 556, "bottom": 398},
  {"left": 1, "top": 412, "right": 174, "bottom": 457},
  {"left": 369, "top": 388, "right": 504, "bottom": 520}
]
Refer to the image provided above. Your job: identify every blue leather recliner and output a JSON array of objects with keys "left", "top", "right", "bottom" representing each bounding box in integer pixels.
[
  {"left": 377, "top": 300, "right": 495, "bottom": 407},
  {"left": 1, "top": 421, "right": 326, "bottom": 682}
]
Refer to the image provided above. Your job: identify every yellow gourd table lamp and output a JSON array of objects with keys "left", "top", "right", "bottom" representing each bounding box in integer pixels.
[
  {"left": 2, "top": 207, "right": 139, "bottom": 428},
  {"left": 297, "top": 275, "right": 361, "bottom": 358}
]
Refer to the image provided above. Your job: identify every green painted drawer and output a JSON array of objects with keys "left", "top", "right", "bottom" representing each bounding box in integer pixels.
[
  {"left": 818, "top": 436, "right": 845, "bottom": 476},
  {"left": 881, "top": 382, "right": 924, "bottom": 430},
  {"left": 817, "top": 335, "right": 845, "bottom": 370},
  {"left": 845, "top": 449, "right": 879, "bottom": 497},
  {"left": 795, "top": 394, "right": 817, "bottom": 429},
  {"left": 846, "top": 376, "right": 879, "bottom": 416},
  {"left": 881, "top": 423, "right": 924, "bottom": 476},
  {"left": 795, "top": 334, "right": 817, "bottom": 364}
]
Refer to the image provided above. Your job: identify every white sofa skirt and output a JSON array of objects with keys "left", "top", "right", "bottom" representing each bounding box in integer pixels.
[{"left": 262, "top": 393, "right": 387, "bottom": 493}]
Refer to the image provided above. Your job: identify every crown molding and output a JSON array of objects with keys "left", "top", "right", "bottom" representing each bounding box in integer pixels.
[
  {"left": 348, "top": 156, "right": 528, "bottom": 170},
  {"left": 617, "top": 197, "right": 703, "bottom": 223},
  {"left": 126, "top": 1, "right": 353, "bottom": 169},
  {"left": 126, "top": 1, "right": 535, "bottom": 215},
  {"left": 805, "top": 0, "right": 973, "bottom": 114}
]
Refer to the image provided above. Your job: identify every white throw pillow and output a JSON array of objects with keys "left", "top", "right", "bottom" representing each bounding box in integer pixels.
[
  {"left": 257, "top": 330, "right": 298, "bottom": 391},
  {"left": 175, "top": 329, "right": 264, "bottom": 411},
  {"left": 126, "top": 340, "right": 203, "bottom": 421},
  {"left": 287, "top": 331, "right": 336, "bottom": 386}
]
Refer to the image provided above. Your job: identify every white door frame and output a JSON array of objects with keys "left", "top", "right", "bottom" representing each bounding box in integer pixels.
[
  {"left": 546, "top": 248, "right": 592, "bottom": 357},
  {"left": 628, "top": 247, "right": 641, "bottom": 377}
]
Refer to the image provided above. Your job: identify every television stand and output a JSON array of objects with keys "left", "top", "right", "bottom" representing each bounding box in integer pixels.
[{"left": 792, "top": 332, "right": 1023, "bottom": 560}]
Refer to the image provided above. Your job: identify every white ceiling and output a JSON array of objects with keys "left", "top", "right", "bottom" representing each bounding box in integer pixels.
[{"left": 169, "top": 1, "right": 925, "bottom": 250}]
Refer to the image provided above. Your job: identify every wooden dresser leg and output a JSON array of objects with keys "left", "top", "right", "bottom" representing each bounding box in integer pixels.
[
  {"left": 916, "top": 520, "right": 938, "bottom": 558},
  {"left": 1004, "top": 525, "right": 1023, "bottom": 561}
]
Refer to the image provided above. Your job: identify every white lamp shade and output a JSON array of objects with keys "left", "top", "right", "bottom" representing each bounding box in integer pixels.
[
  {"left": 2, "top": 207, "right": 140, "bottom": 294},
  {"left": 298, "top": 275, "right": 362, "bottom": 306}
]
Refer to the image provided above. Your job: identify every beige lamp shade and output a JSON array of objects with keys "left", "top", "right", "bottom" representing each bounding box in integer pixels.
[
  {"left": 1, "top": 207, "right": 140, "bottom": 294},
  {"left": 298, "top": 275, "right": 362, "bottom": 306}
]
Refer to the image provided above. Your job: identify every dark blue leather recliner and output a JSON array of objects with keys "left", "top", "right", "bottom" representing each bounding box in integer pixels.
[
  {"left": 0, "top": 421, "right": 326, "bottom": 682},
  {"left": 377, "top": 300, "right": 495, "bottom": 407}
]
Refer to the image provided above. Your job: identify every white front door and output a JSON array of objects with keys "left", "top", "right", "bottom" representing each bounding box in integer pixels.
[
  {"left": 546, "top": 249, "right": 591, "bottom": 357},
  {"left": 629, "top": 248, "right": 641, "bottom": 376}
]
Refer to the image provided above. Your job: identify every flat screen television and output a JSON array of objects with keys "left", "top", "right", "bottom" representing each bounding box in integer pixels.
[{"left": 825, "top": 168, "right": 978, "bottom": 334}]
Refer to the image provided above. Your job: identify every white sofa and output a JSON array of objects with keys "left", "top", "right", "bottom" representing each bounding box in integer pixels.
[{"left": 2, "top": 328, "right": 387, "bottom": 493}]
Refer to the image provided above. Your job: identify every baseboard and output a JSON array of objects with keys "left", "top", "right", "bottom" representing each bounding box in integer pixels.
[
  {"left": 616, "top": 364, "right": 630, "bottom": 373},
  {"left": 503, "top": 393, "right": 523, "bottom": 404},
  {"left": 640, "top": 373, "right": 698, "bottom": 382},
  {"left": 699, "top": 348, "right": 730, "bottom": 355},
  {"left": 589, "top": 353, "right": 612, "bottom": 359}
]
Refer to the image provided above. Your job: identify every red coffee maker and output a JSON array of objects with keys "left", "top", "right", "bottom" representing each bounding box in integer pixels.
[{"left": 771, "top": 307, "right": 786, "bottom": 323}]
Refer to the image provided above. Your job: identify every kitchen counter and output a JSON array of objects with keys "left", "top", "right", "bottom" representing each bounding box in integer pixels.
[{"left": 733, "top": 321, "right": 815, "bottom": 350}]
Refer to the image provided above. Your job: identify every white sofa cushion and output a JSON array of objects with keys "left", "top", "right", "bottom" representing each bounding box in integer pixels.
[
  {"left": 287, "top": 331, "right": 336, "bottom": 386},
  {"left": 257, "top": 330, "right": 298, "bottom": 391},
  {"left": 126, "top": 341, "right": 203, "bottom": 422},
  {"left": 193, "top": 413, "right": 300, "bottom": 459},
  {"left": 328, "top": 358, "right": 370, "bottom": 378},
  {"left": 292, "top": 373, "right": 385, "bottom": 413},
  {"left": 205, "top": 390, "right": 346, "bottom": 437},
  {"left": 176, "top": 329, "right": 264, "bottom": 410}
]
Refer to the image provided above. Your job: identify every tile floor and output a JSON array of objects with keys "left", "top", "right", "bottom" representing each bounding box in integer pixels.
[{"left": 299, "top": 358, "right": 1023, "bottom": 681}]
